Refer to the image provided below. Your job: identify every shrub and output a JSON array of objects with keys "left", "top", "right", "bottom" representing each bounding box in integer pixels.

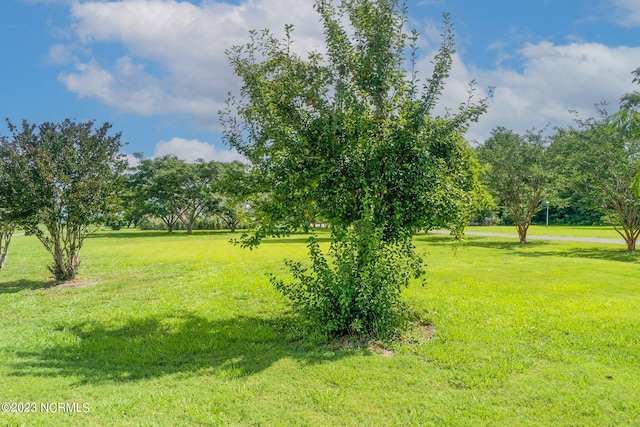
[{"left": 272, "top": 222, "right": 423, "bottom": 339}]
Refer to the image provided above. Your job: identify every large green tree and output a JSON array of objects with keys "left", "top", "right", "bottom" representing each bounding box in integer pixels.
[
  {"left": 0, "top": 119, "right": 126, "bottom": 281},
  {"left": 621, "top": 67, "right": 640, "bottom": 198},
  {"left": 477, "top": 128, "right": 551, "bottom": 243},
  {"left": 223, "top": 0, "right": 487, "bottom": 337},
  {"left": 551, "top": 107, "right": 640, "bottom": 252},
  {"left": 128, "top": 155, "right": 190, "bottom": 233},
  {"left": 180, "top": 160, "right": 223, "bottom": 234}
]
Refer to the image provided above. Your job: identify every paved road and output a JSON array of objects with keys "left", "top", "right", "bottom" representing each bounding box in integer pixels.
[{"left": 430, "top": 230, "right": 626, "bottom": 245}]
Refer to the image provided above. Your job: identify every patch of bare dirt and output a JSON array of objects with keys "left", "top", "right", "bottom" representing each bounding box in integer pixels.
[
  {"left": 52, "top": 279, "right": 100, "bottom": 289},
  {"left": 323, "top": 322, "right": 436, "bottom": 357},
  {"left": 368, "top": 343, "right": 395, "bottom": 357},
  {"left": 417, "top": 323, "right": 436, "bottom": 341}
]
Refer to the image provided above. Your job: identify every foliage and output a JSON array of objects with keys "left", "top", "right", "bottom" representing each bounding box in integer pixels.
[
  {"left": 119, "top": 155, "right": 149, "bottom": 229},
  {"left": 476, "top": 127, "right": 551, "bottom": 243},
  {"left": 223, "top": 0, "right": 486, "bottom": 337},
  {"left": 622, "top": 67, "right": 640, "bottom": 199},
  {"left": 531, "top": 189, "right": 605, "bottom": 226},
  {"left": 216, "top": 161, "right": 253, "bottom": 232},
  {"left": 0, "top": 119, "right": 126, "bottom": 281},
  {"left": 550, "top": 107, "right": 640, "bottom": 251},
  {"left": 272, "top": 214, "right": 422, "bottom": 338},
  {"left": 180, "top": 159, "right": 223, "bottom": 234},
  {"left": 127, "top": 155, "right": 224, "bottom": 233},
  {"left": 127, "top": 155, "right": 189, "bottom": 233},
  {"left": 619, "top": 67, "right": 640, "bottom": 112}
]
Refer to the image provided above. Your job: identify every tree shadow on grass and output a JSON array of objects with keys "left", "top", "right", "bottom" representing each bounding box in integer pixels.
[
  {"left": 8, "top": 312, "right": 358, "bottom": 385},
  {"left": 88, "top": 230, "right": 333, "bottom": 244},
  {"left": 261, "top": 236, "right": 333, "bottom": 245},
  {"left": 416, "top": 234, "right": 640, "bottom": 264},
  {"left": 88, "top": 230, "right": 235, "bottom": 239},
  {"left": 0, "top": 279, "right": 53, "bottom": 294}
]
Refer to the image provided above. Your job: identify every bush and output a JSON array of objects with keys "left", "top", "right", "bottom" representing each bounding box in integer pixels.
[
  {"left": 138, "top": 218, "right": 165, "bottom": 231},
  {"left": 272, "top": 224, "right": 423, "bottom": 339}
]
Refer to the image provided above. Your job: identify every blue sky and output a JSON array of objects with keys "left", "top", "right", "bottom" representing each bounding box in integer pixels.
[{"left": 1, "top": 0, "right": 639, "bottom": 163}]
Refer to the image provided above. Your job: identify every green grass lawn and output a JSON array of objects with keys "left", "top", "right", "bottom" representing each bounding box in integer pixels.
[{"left": 1, "top": 228, "right": 639, "bottom": 426}]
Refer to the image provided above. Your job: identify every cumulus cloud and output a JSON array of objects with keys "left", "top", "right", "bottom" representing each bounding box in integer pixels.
[
  {"left": 56, "top": 0, "right": 323, "bottom": 124},
  {"left": 153, "top": 137, "right": 245, "bottom": 163},
  {"left": 425, "top": 41, "right": 640, "bottom": 142},
  {"left": 59, "top": 59, "right": 117, "bottom": 103},
  {"left": 50, "top": 0, "right": 640, "bottom": 145},
  {"left": 125, "top": 153, "right": 141, "bottom": 169}
]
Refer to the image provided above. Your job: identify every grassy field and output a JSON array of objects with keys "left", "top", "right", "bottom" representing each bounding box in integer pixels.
[
  {"left": 1, "top": 228, "right": 639, "bottom": 426},
  {"left": 465, "top": 224, "right": 626, "bottom": 240}
]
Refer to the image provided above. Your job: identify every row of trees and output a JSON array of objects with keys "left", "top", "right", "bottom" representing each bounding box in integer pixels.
[
  {"left": 7, "top": 107, "right": 633, "bottom": 283},
  {"left": 477, "top": 73, "right": 640, "bottom": 250},
  {"left": 122, "top": 156, "right": 250, "bottom": 234}
]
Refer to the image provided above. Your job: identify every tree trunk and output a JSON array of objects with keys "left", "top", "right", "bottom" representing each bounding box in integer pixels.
[
  {"left": 50, "top": 242, "right": 80, "bottom": 282},
  {"left": 0, "top": 229, "right": 13, "bottom": 269},
  {"left": 51, "top": 243, "right": 71, "bottom": 282},
  {"left": 626, "top": 237, "right": 636, "bottom": 252},
  {"left": 0, "top": 248, "right": 8, "bottom": 269},
  {"left": 516, "top": 224, "right": 528, "bottom": 244}
]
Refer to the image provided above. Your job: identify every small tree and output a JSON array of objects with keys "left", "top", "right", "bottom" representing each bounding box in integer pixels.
[
  {"left": 223, "top": 0, "right": 487, "bottom": 338},
  {"left": 477, "top": 127, "right": 551, "bottom": 243},
  {"left": 0, "top": 119, "right": 126, "bottom": 281},
  {"left": 0, "top": 153, "right": 17, "bottom": 269}
]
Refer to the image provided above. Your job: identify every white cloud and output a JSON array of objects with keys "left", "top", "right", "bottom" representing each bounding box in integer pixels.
[
  {"left": 59, "top": 59, "right": 116, "bottom": 103},
  {"left": 610, "top": 0, "right": 640, "bottom": 27},
  {"left": 57, "top": 0, "right": 323, "bottom": 124},
  {"left": 125, "top": 153, "right": 141, "bottom": 169},
  {"left": 427, "top": 41, "right": 640, "bottom": 143},
  {"left": 51, "top": 0, "right": 640, "bottom": 146},
  {"left": 46, "top": 44, "right": 78, "bottom": 65},
  {"left": 153, "top": 137, "right": 245, "bottom": 163}
]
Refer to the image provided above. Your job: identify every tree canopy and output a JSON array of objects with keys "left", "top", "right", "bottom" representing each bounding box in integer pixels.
[
  {"left": 126, "top": 156, "right": 247, "bottom": 233},
  {"left": 477, "top": 127, "right": 552, "bottom": 243},
  {"left": 223, "top": 0, "right": 487, "bottom": 337},
  {"left": 550, "top": 107, "right": 640, "bottom": 251},
  {"left": 0, "top": 119, "right": 126, "bottom": 281}
]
